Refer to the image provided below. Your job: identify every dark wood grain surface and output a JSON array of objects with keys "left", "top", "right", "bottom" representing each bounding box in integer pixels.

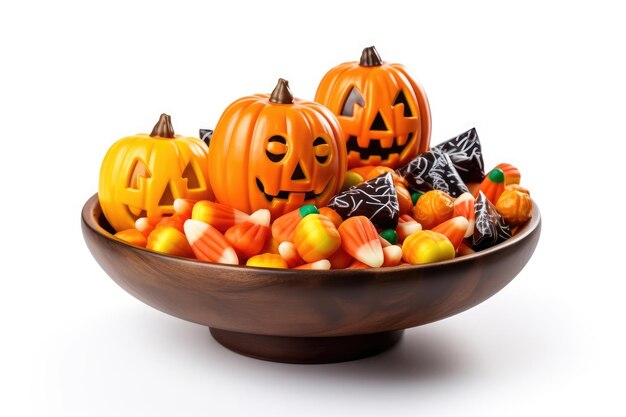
[{"left": 82, "top": 194, "right": 541, "bottom": 362}]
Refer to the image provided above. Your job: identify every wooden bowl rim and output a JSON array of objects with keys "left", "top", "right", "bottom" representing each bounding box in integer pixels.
[{"left": 82, "top": 193, "right": 541, "bottom": 277}]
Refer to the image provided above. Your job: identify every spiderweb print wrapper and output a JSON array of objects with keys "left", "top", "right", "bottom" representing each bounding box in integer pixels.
[
  {"left": 327, "top": 172, "right": 399, "bottom": 230},
  {"left": 396, "top": 150, "right": 469, "bottom": 198},
  {"left": 472, "top": 191, "right": 511, "bottom": 251},
  {"left": 432, "top": 128, "right": 485, "bottom": 183}
]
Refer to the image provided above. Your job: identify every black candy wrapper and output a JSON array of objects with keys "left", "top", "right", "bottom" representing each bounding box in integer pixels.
[
  {"left": 327, "top": 172, "right": 399, "bottom": 230},
  {"left": 432, "top": 128, "right": 485, "bottom": 183},
  {"left": 395, "top": 150, "right": 469, "bottom": 198},
  {"left": 472, "top": 191, "right": 511, "bottom": 251}
]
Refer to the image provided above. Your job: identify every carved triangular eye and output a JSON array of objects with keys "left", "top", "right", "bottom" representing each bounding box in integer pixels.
[
  {"left": 159, "top": 183, "right": 175, "bottom": 206},
  {"left": 393, "top": 90, "right": 413, "bottom": 117},
  {"left": 341, "top": 87, "right": 365, "bottom": 117},
  {"left": 370, "top": 111, "right": 388, "bottom": 131},
  {"left": 127, "top": 159, "right": 151, "bottom": 189},
  {"left": 182, "top": 162, "right": 201, "bottom": 189}
]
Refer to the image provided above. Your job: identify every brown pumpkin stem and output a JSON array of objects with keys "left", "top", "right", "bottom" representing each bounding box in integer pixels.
[
  {"left": 359, "top": 46, "right": 383, "bottom": 67},
  {"left": 150, "top": 114, "right": 176, "bottom": 138},
  {"left": 269, "top": 78, "right": 294, "bottom": 104}
]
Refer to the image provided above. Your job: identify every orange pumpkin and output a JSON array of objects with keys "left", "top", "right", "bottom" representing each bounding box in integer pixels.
[
  {"left": 208, "top": 79, "right": 347, "bottom": 219},
  {"left": 315, "top": 46, "right": 431, "bottom": 169},
  {"left": 99, "top": 114, "right": 213, "bottom": 232}
]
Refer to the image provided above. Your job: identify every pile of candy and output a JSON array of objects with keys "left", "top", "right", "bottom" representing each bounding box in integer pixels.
[{"left": 112, "top": 127, "right": 532, "bottom": 269}]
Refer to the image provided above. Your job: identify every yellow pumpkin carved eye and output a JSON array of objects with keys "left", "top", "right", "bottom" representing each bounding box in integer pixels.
[
  {"left": 313, "top": 137, "right": 329, "bottom": 164},
  {"left": 266, "top": 135, "right": 288, "bottom": 162},
  {"left": 127, "top": 158, "right": 151, "bottom": 190}
]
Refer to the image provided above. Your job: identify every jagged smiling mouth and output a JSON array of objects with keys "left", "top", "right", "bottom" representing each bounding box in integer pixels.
[
  {"left": 256, "top": 178, "right": 330, "bottom": 202},
  {"left": 346, "top": 132, "right": 414, "bottom": 160}
]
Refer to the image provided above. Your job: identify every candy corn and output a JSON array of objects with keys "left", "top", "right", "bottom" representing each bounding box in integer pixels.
[
  {"left": 457, "top": 242, "right": 476, "bottom": 257},
  {"left": 293, "top": 214, "right": 341, "bottom": 262},
  {"left": 347, "top": 260, "right": 371, "bottom": 269},
  {"left": 155, "top": 214, "right": 185, "bottom": 232},
  {"left": 382, "top": 245, "right": 403, "bottom": 267},
  {"left": 338, "top": 216, "right": 383, "bottom": 268},
  {"left": 396, "top": 214, "right": 422, "bottom": 242},
  {"left": 192, "top": 200, "right": 249, "bottom": 232},
  {"left": 318, "top": 207, "right": 343, "bottom": 229},
  {"left": 402, "top": 230, "right": 455, "bottom": 265},
  {"left": 147, "top": 226, "right": 194, "bottom": 258},
  {"left": 432, "top": 216, "right": 469, "bottom": 251},
  {"left": 452, "top": 192, "right": 475, "bottom": 238},
  {"left": 135, "top": 216, "right": 161, "bottom": 237},
  {"left": 173, "top": 198, "right": 196, "bottom": 220},
  {"left": 278, "top": 241, "right": 305, "bottom": 268},
  {"left": 328, "top": 246, "right": 354, "bottom": 269},
  {"left": 295, "top": 260, "right": 331, "bottom": 270},
  {"left": 271, "top": 204, "right": 319, "bottom": 244},
  {"left": 225, "top": 209, "right": 270, "bottom": 259},
  {"left": 477, "top": 168, "right": 506, "bottom": 204},
  {"left": 183, "top": 219, "right": 238, "bottom": 265},
  {"left": 495, "top": 163, "right": 521, "bottom": 185},
  {"left": 115, "top": 229, "right": 147, "bottom": 247},
  {"left": 246, "top": 253, "right": 288, "bottom": 269}
]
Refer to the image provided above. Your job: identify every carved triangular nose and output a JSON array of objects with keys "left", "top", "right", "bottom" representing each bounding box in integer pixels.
[
  {"left": 370, "top": 111, "right": 388, "bottom": 131},
  {"left": 291, "top": 162, "right": 306, "bottom": 180}
]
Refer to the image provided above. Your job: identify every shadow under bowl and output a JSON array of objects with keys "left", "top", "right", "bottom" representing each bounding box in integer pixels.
[{"left": 82, "top": 194, "right": 541, "bottom": 364}]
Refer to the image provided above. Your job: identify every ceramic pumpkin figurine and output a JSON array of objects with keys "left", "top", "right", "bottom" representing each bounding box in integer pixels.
[
  {"left": 315, "top": 46, "right": 431, "bottom": 169},
  {"left": 208, "top": 78, "right": 347, "bottom": 219},
  {"left": 99, "top": 114, "right": 213, "bottom": 232}
]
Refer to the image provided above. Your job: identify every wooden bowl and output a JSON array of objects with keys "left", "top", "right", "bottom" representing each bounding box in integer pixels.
[{"left": 82, "top": 194, "right": 541, "bottom": 364}]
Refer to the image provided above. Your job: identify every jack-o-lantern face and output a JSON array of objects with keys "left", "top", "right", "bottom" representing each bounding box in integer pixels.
[
  {"left": 208, "top": 79, "right": 347, "bottom": 219},
  {"left": 99, "top": 114, "right": 213, "bottom": 232},
  {"left": 315, "top": 46, "right": 432, "bottom": 169}
]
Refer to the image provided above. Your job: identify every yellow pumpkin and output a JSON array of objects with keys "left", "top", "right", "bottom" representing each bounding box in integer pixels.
[
  {"left": 99, "top": 114, "right": 213, "bottom": 232},
  {"left": 315, "top": 46, "right": 431, "bottom": 169},
  {"left": 208, "top": 78, "right": 347, "bottom": 219}
]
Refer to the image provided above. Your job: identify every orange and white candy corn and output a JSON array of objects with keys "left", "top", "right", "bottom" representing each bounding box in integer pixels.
[
  {"left": 396, "top": 214, "right": 422, "bottom": 242},
  {"left": 293, "top": 214, "right": 341, "bottom": 262},
  {"left": 225, "top": 209, "right": 270, "bottom": 260},
  {"left": 115, "top": 229, "right": 147, "bottom": 247},
  {"left": 347, "top": 260, "right": 371, "bottom": 269},
  {"left": 183, "top": 219, "right": 238, "bottom": 265},
  {"left": 432, "top": 216, "right": 469, "bottom": 251},
  {"left": 135, "top": 216, "right": 161, "bottom": 237},
  {"left": 382, "top": 245, "right": 403, "bottom": 267},
  {"left": 191, "top": 200, "right": 249, "bottom": 232},
  {"left": 338, "top": 216, "right": 383, "bottom": 268},
  {"left": 156, "top": 214, "right": 185, "bottom": 233},
  {"left": 147, "top": 226, "right": 194, "bottom": 258},
  {"left": 278, "top": 241, "right": 305, "bottom": 268},
  {"left": 453, "top": 192, "right": 475, "bottom": 238},
  {"left": 271, "top": 204, "right": 319, "bottom": 244},
  {"left": 246, "top": 253, "right": 288, "bottom": 269},
  {"left": 294, "top": 260, "right": 331, "bottom": 270},
  {"left": 173, "top": 198, "right": 196, "bottom": 220}
]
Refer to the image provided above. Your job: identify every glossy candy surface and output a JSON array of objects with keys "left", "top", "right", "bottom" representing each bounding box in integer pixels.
[
  {"left": 327, "top": 172, "right": 400, "bottom": 229},
  {"left": 473, "top": 191, "right": 511, "bottom": 251},
  {"left": 191, "top": 200, "right": 249, "bottom": 232},
  {"left": 496, "top": 190, "right": 532, "bottom": 226},
  {"left": 225, "top": 209, "right": 271, "bottom": 259},
  {"left": 412, "top": 190, "right": 455, "bottom": 230},
  {"left": 184, "top": 219, "right": 239, "bottom": 265},
  {"left": 293, "top": 214, "right": 341, "bottom": 262},
  {"left": 315, "top": 46, "right": 431, "bottom": 169},
  {"left": 271, "top": 204, "right": 319, "bottom": 244},
  {"left": 431, "top": 128, "right": 485, "bottom": 183},
  {"left": 338, "top": 216, "right": 384, "bottom": 267},
  {"left": 396, "top": 149, "right": 469, "bottom": 198},
  {"left": 246, "top": 253, "right": 288, "bottom": 269},
  {"left": 401, "top": 230, "right": 455, "bottom": 265},
  {"left": 99, "top": 114, "right": 213, "bottom": 232},
  {"left": 208, "top": 79, "right": 347, "bottom": 219}
]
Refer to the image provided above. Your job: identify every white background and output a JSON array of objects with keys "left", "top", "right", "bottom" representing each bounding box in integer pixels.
[{"left": 1, "top": 1, "right": 625, "bottom": 416}]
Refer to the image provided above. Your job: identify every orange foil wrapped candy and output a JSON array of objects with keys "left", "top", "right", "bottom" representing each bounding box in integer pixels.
[
  {"left": 412, "top": 190, "right": 454, "bottom": 230},
  {"left": 496, "top": 190, "right": 533, "bottom": 226}
]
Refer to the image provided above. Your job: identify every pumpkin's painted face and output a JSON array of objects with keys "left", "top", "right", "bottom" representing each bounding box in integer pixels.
[
  {"left": 99, "top": 114, "right": 213, "bottom": 232},
  {"left": 208, "top": 79, "right": 347, "bottom": 219},
  {"left": 315, "top": 46, "right": 432, "bottom": 169}
]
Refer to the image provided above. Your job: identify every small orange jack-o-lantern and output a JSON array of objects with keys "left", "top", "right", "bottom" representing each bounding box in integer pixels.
[
  {"left": 208, "top": 78, "right": 347, "bottom": 219},
  {"left": 315, "top": 46, "right": 431, "bottom": 169},
  {"left": 99, "top": 114, "right": 213, "bottom": 232}
]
